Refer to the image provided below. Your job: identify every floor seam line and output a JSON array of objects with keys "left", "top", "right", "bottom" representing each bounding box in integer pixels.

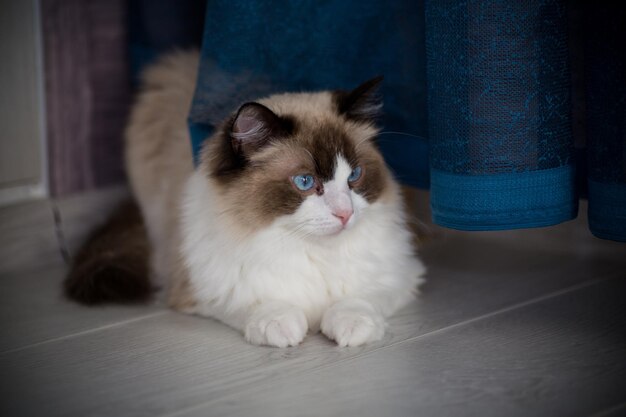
[
  {"left": 0, "top": 310, "right": 169, "bottom": 355},
  {"left": 374, "top": 274, "right": 613, "bottom": 353},
  {"left": 159, "top": 275, "right": 614, "bottom": 417},
  {"left": 50, "top": 200, "right": 71, "bottom": 265},
  {"left": 588, "top": 401, "right": 626, "bottom": 417}
]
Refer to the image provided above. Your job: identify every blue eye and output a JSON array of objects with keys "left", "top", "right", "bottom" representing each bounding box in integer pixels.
[
  {"left": 348, "top": 166, "right": 362, "bottom": 183},
  {"left": 292, "top": 174, "right": 315, "bottom": 191}
]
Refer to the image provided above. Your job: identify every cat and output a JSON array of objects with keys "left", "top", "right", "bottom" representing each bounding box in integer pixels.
[{"left": 65, "top": 50, "right": 426, "bottom": 347}]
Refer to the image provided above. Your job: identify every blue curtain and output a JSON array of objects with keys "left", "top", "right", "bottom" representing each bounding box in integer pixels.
[
  {"left": 136, "top": 0, "right": 623, "bottom": 241},
  {"left": 425, "top": 0, "right": 577, "bottom": 231},
  {"left": 128, "top": 0, "right": 206, "bottom": 84},
  {"left": 424, "top": 0, "right": 625, "bottom": 240},
  {"left": 584, "top": 4, "right": 626, "bottom": 242},
  {"left": 187, "top": 0, "right": 430, "bottom": 188}
]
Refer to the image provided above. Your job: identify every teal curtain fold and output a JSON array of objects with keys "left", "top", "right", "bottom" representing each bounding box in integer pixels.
[
  {"left": 584, "top": 4, "right": 626, "bottom": 242},
  {"left": 155, "top": 0, "right": 626, "bottom": 241},
  {"left": 188, "top": 0, "right": 430, "bottom": 188},
  {"left": 425, "top": 0, "right": 578, "bottom": 231}
]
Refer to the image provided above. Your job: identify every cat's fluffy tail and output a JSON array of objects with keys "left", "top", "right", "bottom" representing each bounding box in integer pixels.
[{"left": 64, "top": 199, "right": 153, "bottom": 305}]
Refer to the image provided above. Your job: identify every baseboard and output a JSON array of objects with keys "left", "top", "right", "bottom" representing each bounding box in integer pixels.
[{"left": 0, "top": 182, "right": 47, "bottom": 207}]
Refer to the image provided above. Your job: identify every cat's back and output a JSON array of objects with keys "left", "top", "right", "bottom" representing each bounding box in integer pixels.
[
  {"left": 125, "top": 51, "right": 199, "bottom": 219},
  {"left": 125, "top": 50, "right": 199, "bottom": 263}
]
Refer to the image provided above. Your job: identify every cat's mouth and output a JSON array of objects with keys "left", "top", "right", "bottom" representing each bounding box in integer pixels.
[
  {"left": 317, "top": 219, "right": 353, "bottom": 237},
  {"left": 327, "top": 226, "right": 346, "bottom": 236}
]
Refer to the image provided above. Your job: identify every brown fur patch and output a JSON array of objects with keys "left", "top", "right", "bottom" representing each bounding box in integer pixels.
[
  {"left": 206, "top": 110, "right": 295, "bottom": 185},
  {"left": 296, "top": 122, "right": 357, "bottom": 182},
  {"left": 202, "top": 102, "right": 391, "bottom": 231},
  {"left": 168, "top": 253, "right": 197, "bottom": 312},
  {"left": 64, "top": 200, "right": 153, "bottom": 305},
  {"left": 333, "top": 76, "right": 383, "bottom": 122},
  {"left": 351, "top": 138, "right": 388, "bottom": 203}
]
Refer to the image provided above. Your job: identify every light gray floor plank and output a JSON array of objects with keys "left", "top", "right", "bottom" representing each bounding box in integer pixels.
[
  {"left": 0, "top": 188, "right": 160, "bottom": 353},
  {"left": 0, "top": 198, "right": 59, "bottom": 276},
  {"left": 0, "top": 230, "right": 621, "bottom": 416},
  {"left": 182, "top": 277, "right": 626, "bottom": 417},
  {"left": 0, "top": 263, "right": 164, "bottom": 353},
  {"left": 1, "top": 190, "right": 624, "bottom": 417},
  {"left": 52, "top": 186, "right": 129, "bottom": 256},
  {"left": 590, "top": 402, "right": 626, "bottom": 417}
]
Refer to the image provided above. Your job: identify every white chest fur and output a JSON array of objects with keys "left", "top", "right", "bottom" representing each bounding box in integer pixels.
[{"left": 180, "top": 170, "right": 424, "bottom": 330}]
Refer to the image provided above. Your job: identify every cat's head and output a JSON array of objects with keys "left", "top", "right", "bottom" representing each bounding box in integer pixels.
[{"left": 202, "top": 77, "right": 395, "bottom": 237}]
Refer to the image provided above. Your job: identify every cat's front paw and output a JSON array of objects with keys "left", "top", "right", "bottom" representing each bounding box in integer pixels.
[
  {"left": 321, "top": 299, "right": 386, "bottom": 347},
  {"left": 244, "top": 303, "right": 308, "bottom": 348}
]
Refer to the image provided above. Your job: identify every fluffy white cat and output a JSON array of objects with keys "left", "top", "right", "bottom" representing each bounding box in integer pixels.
[{"left": 65, "top": 51, "right": 425, "bottom": 348}]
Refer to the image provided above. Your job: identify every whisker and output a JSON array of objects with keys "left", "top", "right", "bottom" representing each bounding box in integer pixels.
[
  {"left": 378, "top": 131, "right": 426, "bottom": 140},
  {"left": 303, "top": 148, "right": 316, "bottom": 167},
  {"left": 267, "top": 221, "right": 318, "bottom": 246},
  {"left": 354, "top": 135, "right": 375, "bottom": 150}
]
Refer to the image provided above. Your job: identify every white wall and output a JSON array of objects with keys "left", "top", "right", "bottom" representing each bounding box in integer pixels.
[{"left": 0, "top": 0, "right": 47, "bottom": 205}]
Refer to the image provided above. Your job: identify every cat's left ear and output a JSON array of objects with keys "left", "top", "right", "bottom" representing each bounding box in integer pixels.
[
  {"left": 229, "top": 102, "right": 293, "bottom": 156},
  {"left": 334, "top": 76, "right": 383, "bottom": 123}
]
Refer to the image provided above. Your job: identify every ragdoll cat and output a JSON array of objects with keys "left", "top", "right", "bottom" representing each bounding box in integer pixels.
[{"left": 65, "top": 51, "right": 425, "bottom": 347}]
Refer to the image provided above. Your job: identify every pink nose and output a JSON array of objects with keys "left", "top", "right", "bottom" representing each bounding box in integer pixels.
[{"left": 332, "top": 209, "right": 353, "bottom": 226}]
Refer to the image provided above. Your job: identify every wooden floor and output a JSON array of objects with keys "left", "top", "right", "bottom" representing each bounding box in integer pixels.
[{"left": 0, "top": 188, "right": 625, "bottom": 417}]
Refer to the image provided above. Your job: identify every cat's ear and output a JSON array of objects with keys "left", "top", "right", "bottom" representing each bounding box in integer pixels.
[
  {"left": 230, "top": 102, "right": 292, "bottom": 156},
  {"left": 334, "top": 76, "right": 383, "bottom": 122}
]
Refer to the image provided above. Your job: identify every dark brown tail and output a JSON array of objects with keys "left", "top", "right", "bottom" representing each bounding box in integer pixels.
[{"left": 64, "top": 199, "right": 153, "bottom": 305}]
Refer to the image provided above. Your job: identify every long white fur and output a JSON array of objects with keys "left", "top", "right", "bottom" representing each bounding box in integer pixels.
[{"left": 180, "top": 156, "right": 425, "bottom": 347}]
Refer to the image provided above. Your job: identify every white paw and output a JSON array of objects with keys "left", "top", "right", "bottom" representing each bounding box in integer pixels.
[
  {"left": 244, "top": 303, "right": 308, "bottom": 348},
  {"left": 321, "top": 300, "right": 386, "bottom": 347}
]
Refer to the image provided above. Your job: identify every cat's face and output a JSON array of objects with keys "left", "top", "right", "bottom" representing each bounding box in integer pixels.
[
  {"left": 203, "top": 77, "right": 392, "bottom": 237},
  {"left": 286, "top": 154, "right": 377, "bottom": 236}
]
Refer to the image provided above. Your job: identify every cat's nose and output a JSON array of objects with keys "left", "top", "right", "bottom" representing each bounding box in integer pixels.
[{"left": 332, "top": 209, "right": 353, "bottom": 226}]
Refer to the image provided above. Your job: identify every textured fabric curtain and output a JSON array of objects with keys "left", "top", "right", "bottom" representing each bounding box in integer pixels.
[
  {"left": 425, "top": 0, "right": 625, "bottom": 241},
  {"left": 187, "top": 0, "right": 625, "bottom": 241},
  {"left": 188, "top": 0, "right": 430, "bottom": 188},
  {"left": 584, "top": 5, "right": 626, "bottom": 242},
  {"left": 128, "top": 0, "right": 206, "bottom": 83},
  {"left": 425, "top": 0, "right": 577, "bottom": 231}
]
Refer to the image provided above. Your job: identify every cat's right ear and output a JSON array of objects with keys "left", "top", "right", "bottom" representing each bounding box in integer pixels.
[
  {"left": 230, "top": 102, "right": 292, "bottom": 157},
  {"left": 334, "top": 76, "right": 383, "bottom": 123}
]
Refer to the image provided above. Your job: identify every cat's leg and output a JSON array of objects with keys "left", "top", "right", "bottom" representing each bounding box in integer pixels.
[
  {"left": 173, "top": 297, "right": 308, "bottom": 348},
  {"left": 320, "top": 298, "right": 387, "bottom": 347},
  {"left": 243, "top": 301, "right": 309, "bottom": 348},
  {"left": 321, "top": 288, "right": 415, "bottom": 347}
]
